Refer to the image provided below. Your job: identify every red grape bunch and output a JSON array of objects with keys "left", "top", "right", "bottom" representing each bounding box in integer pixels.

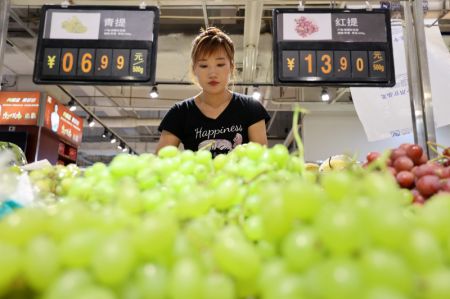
[
  {"left": 365, "top": 143, "right": 450, "bottom": 205},
  {"left": 294, "top": 16, "right": 319, "bottom": 38}
]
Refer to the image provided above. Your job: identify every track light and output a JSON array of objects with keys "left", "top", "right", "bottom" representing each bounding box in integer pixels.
[
  {"left": 252, "top": 86, "right": 261, "bottom": 101},
  {"left": 68, "top": 99, "right": 76, "bottom": 111},
  {"left": 110, "top": 135, "right": 117, "bottom": 144},
  {"left": 321, "top": 87, "right": 330, "bottom": 102},
  {"left": 149, "top": 86, "right": 159, "bottom": 98},
  {"left": 102, "top": 128, "right": 108, "bottom": 139},
  {"left": 87, "top": 116, "right": 95, "bottom": 127},
  {"left": 118, "top": 142, "right": 127, "bottom": 151}
]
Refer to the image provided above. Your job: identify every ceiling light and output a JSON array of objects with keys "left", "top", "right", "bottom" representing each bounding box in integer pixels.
[
  {"left": 321, "top": 87, "right": 330, "bottom": 102},
  {"left": 102, "top": 129, "right": 108, "bottom": 139},
  {"left": 110, "top": 135, "right": 117, "bottom": 144},
  {"left": 149, "top": 86, "right": 159, "bottom": 98},
  {"left": 252, "top": 86, "right": 261, "bottom": 101},
  {"left": 68, "top": 99, "right": 77, "bottom": 111},
  {"left": 87, "top": 116, "right": 95, "bottom": 127},
  {"left": 122, "top": 145, "right": 128, "bottom": 152},
  {"left": 117, "top": 142, "right": 124, "bottom": 150}
]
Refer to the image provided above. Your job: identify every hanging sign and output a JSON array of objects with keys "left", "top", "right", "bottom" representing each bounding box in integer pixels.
[
  {"left": 43, "top": 95, "right": 83, "bottom": 146},
  {"left": 273, "top": 8, "right": 395, "bottom": 87},
  {"left": 0, "top": 92, "right": 41, "bottom": 126},
  {"left": 33, "top": 5, "right": 159, "bottom": 85}
]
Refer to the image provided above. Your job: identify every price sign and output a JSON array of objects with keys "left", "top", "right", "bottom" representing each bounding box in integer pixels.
[
  {"left": 33, "top": 5, "right": 159, "bottom": 85},
  {"left": 273, "top": 8, "right": 395, "bottom": 86}
]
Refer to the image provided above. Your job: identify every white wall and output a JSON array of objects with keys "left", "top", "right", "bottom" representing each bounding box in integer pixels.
[
  {"left": 303, "top": 112, "right": 450, "bottom": 162},
  {"left": 436, "top": 126, "right": 450, "bottom": 149}
]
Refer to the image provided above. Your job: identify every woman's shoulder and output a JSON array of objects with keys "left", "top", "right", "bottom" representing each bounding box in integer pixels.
[
  {"left": 171, "top": 97, "right": 196, "bottom": 111},
  {"left": 231, "top": 92, "right": 263, "bottom": 108},
  {"left": 231, "top": 92, "right": 254, "bottom": 105}
]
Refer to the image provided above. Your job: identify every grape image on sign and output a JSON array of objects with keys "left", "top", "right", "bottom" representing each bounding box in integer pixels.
[
  {"left": 295, "top": 16, "right": 319, "bottom": 38},
  {"left": 62, "top": 16, "right": 87, "bottom": 33}
]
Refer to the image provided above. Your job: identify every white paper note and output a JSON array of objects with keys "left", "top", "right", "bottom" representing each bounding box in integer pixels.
[
  {"left": 351, "top": 23, "right": 450, "bottom": 141},
  {"left": 351, "top": 25, "right": 413, "bottom": 141}
]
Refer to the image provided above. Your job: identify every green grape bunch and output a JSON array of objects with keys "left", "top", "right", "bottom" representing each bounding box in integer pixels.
[{"left": 0, "top": 115, "right": 449, "bottom": 299}]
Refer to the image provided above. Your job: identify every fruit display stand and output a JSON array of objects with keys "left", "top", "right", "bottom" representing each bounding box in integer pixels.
[
  {"left": 0, "top": 91, "right": 83, "bottom": 165},
  {"left": 1, "top": 130, "right": 450, "bottom": 299},
  {"left": 1, "top": 0, "right": 449, "bottom": 296}
]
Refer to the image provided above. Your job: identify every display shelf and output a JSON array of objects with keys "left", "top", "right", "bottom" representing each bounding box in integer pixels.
[
  {"left": 56, "top": 139, "right": 78, "bottom": 165},
  {"left": 0, "top": 91, "right": 83, "bottom": 166},
  {"left": 58, "top": 153, "right": 76, "bottom": 163}
]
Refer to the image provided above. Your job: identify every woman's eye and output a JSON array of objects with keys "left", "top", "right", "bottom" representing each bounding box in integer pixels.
[
  {"left": 199, "top": 65, "right": 208, "bottom": 68},
  {"left": 217, "top": 64, "right": 225, "bottom": 67}
]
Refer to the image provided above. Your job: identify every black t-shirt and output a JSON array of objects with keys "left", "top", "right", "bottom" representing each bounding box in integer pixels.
[{"left": 158, "top": 92, "right": 270, "bottom": 157}]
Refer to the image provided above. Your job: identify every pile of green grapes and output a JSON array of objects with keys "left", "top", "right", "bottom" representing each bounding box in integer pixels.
[
  {"left": 1, "top": 143, "right": 449, "bottom": 299},
  {"left": 28, "top": 164, "right": 81, "bottom": 204}
]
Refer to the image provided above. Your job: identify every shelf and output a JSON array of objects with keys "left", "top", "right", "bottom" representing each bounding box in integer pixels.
[{"left": 58, "top": 153, "right": 76, "bottom": 162}]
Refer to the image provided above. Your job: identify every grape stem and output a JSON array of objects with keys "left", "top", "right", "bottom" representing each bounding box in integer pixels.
[
  {"left": 427, "top": 141, "right": 440, "bottom": 156},
  {"left": 427, "top": 141, "right": 447, "bottom": 150},
  {"left": 429, "top": 157, "right": 442, "bottom": 163},
  {"left": 243, "top": 169, "right": 271, "bottom": 184},
  {"left": 427, "top": 142, "right": 450, "bottom": 164},
  {"left": 199, "top": 140, "right": 215, "bottom": 151},
  {"left": 292, "top": 106, "right": 308, "bottom": 176}
]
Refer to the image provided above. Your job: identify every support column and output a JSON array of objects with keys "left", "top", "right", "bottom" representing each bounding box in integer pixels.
[
  {"left": 0, "top": 0, "right": 11, "bottom": 90},
  {"left": 402, "top": 0, "right": 437, "bottom": 158},
  {"left": 242, "top": 0, "right": 263, "bottom": 83}
]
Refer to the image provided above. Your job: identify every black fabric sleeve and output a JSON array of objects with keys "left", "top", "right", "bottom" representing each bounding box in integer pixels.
[
  {"left": 158, "top": 103, "right": 185, "bottom": 139},
  {"left": 246, "top": 98, "right": 271, "bottom": 127}
]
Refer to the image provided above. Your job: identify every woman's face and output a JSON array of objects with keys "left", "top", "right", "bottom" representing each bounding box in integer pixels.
[{"left": 193, "top": 48, "right": 232, "bottom": 95}]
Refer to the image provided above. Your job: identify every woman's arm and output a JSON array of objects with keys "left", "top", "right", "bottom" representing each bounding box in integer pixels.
[
  {"left": 248, "top": 120, "right": 268, "bottom": 146},
  {"left": 155, "top": 130, "right": 181, "bottom": 154}
]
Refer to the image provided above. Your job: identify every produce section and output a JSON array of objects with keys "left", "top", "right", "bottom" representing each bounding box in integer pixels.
[
  {"left": 1, "top": 1, "right": 450, "bottom": 299},
  {"left": 1, "top": 141, "right": 450, "bottom": 299}
]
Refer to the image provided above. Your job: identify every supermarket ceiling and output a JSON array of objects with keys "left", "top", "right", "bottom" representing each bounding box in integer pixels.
[{"left": 3, "top": 0, "right": 450, "bottom": 165}]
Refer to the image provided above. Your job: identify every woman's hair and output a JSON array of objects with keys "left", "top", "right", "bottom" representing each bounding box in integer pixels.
[{"left": 190, "top": 27, "right": 235, "bottom": 85}]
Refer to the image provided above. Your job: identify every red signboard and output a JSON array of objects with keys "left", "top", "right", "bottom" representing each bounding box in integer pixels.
[
  {"left": 44, "top": 95, "right": 83, "bottom": 146},
  {"left": 0, "top": 91, "right": 41, "bottom": 125}
]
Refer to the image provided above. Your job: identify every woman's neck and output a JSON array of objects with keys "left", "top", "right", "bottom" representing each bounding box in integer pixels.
[{"left": 199, "top": 90, "right": 232, "bottom": 108}]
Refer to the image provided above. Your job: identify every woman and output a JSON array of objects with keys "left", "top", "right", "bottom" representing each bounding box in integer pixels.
[{"left": 156, "top": 27, "right": 270, "bottom": 157}]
